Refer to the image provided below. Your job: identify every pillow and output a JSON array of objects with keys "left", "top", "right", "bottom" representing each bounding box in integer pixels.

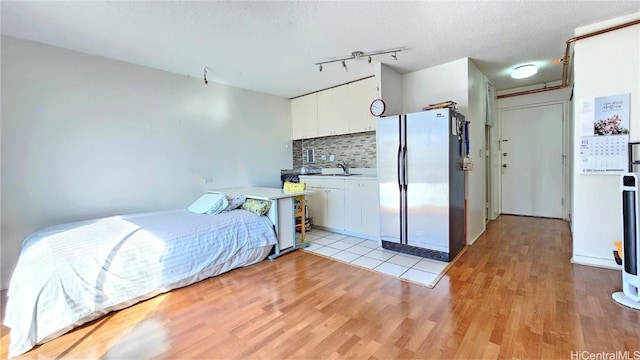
[
  {"left": 241, "top": 198, "right": 272, "bottom": 216},
  {"left": 188, "top": 193, "right": 229, "bottom": 215},
  {"left": 223, "top": 194, "right": 246, "bottom": 212}
]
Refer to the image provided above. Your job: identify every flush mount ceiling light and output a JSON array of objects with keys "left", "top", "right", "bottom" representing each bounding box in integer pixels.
[
  {"left": 316, "top": 48, "right": 402, "bottom": 72},
  {"left": 511, "top": 64, "right": 538, "bottom": 79}
]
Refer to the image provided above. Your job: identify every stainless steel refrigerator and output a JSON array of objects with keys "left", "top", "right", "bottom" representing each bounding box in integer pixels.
[{"left": 377, "top": 108, "right": 466, "bottom": 262}]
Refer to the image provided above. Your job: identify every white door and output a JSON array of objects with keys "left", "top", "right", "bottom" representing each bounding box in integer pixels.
[{"left": 500, "top": 103, "right": 564, "bottom": 218}]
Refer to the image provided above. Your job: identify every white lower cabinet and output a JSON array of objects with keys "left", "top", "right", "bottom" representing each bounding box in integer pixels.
[
  {"left": 345, "top": 180, "right": 380, "bottom": 238},
  {"left": 304, "top": 178, "right": 345, "bottom": 231},
  {"left": 302, "top": 176, "right": 379, "bottom": 239}
]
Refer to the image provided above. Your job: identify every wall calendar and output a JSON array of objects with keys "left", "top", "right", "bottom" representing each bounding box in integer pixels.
[{"left": 579, "top": 93, "right": 630, "bottom": 174}]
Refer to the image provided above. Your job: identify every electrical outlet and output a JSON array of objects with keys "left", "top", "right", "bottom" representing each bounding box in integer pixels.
[
  {"left": 321, "top": 155, "right": 327, "bottom": 161},
  {"left": 203, "top": 177, "right": 214, "bottom": 184}
]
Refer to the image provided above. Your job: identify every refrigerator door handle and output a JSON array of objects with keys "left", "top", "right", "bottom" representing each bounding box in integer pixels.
[
  {"left": 397, "top": 146, "right": 403, "bottom": 190},
  {"left": 402, "top": 146, "right": 408, "bottom": 190}
]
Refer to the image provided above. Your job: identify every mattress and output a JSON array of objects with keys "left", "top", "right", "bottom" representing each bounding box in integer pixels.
[{"left": 4, "top": 209, "right": 276, "bottom": 358}]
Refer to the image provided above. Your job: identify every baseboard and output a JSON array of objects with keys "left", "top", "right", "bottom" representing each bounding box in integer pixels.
[
  {"left": 571, "top": 255, "right": 622, "bottom": 271},
  {"left": 311, "top": 226, "right": 379, "bottom": 241}
]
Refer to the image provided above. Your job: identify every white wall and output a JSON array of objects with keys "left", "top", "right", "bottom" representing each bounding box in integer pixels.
[
  {"left": 467, "top": 60, "right": 487, "bottom": 244},
  {"left": 402, "top": 58, "right": 469, "bottom": 114},
  {"left": 402, "top": 57, "right": 486, "bottom": 244},
  {"left": 375, "top": 63, "right": 403, "bottom": 117},
  {"left": 572, "top": 13, "right": 640, "bottom": 269},
  {"left": 0, "top": 36, "right": 292, "bottom": 289}
]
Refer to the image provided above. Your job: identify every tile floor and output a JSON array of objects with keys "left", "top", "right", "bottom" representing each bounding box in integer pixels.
[{"left": 296, "top": 229, "right": 449, "bottom": 287}]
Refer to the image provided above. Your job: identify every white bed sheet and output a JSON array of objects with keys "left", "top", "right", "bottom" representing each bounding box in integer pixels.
[{"left": 4, "top": 209, "right": 276, "bottom": 358}]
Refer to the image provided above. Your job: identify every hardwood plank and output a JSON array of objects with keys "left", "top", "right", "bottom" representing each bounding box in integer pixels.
[{"left": 2, "top": 215, "right": 639, "bottom": 359}]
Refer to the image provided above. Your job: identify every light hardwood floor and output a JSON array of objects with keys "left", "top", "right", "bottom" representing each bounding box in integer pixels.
[{"left": 1, "top": 215, "right": 639, "bottom": 359}]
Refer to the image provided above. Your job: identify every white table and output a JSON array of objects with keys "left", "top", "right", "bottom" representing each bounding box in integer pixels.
[{"left": 208, "top": 187, "right": 310, "bottom": 260}]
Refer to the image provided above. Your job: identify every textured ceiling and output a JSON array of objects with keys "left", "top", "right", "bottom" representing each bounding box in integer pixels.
[{"left": 2, "top": 1, "right": 639, "bottom": 98}]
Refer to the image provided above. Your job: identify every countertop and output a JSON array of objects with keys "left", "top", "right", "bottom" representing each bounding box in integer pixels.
[
  {"left": 208, "top": 187, "right": 310, "bottom": 200},
  {"left": 299, "top": 174, "right": 377, "bottom": 181}
]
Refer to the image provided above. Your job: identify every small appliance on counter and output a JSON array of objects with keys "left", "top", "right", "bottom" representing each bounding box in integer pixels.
[{"left": 280, "top": 169, "right": 300, "bottom": 186}]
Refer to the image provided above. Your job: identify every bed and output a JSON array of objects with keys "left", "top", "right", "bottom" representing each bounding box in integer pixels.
[{"left": 4, "top": 206, "right": 277, "bottom": 358}]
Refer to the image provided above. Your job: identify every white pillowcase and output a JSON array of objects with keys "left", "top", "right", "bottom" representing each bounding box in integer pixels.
[{"left": 187, "top": 193, "right": 229, "bottom": 215}]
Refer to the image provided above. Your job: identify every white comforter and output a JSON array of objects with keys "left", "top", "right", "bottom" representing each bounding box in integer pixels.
[{"left": 4, "top": 209, "right": 276, "bottom": 358}]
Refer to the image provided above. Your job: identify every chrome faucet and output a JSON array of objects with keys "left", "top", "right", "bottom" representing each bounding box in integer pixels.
[{"left": 337, "top": 160, "right": 349, "bottom": 174}]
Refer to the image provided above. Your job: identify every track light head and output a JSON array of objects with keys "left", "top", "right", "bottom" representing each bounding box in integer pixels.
[
  {"left": 391, "top": 52, "right": 398, "bottom": 60},
  {"left": 368, "top": 56, "right": 372, "bottom": 64},
  {"left": 319, "top": 64, "right": 323, "bottom": 72},
  {"left": 342, "top": 60, "right": 348, "bottom": 72},
  {"left": 203, "top": 66, "right": 208, "bottom": 84}
]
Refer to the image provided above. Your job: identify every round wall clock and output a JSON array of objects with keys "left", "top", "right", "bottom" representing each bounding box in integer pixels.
[{"left": 370, "top": 98, "right": 386, "bottom": 117}]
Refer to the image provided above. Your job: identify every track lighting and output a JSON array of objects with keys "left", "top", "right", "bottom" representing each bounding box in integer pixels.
[
  {"left": 203, "top": 66, "right": 208, "bottom": 84},
  {"left": 315, "top": 48, "right": 402, "bottom": 72}
]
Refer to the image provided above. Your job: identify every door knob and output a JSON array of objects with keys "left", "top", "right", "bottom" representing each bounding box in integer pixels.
[{"left": 502, "top": 164, "right": 507, "bottom": 168}]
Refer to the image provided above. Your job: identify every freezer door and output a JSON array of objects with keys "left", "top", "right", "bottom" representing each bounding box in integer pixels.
[
  {"left": 377, "top": 115, "right": 401, "bottom": 243},
  {"left": 405, "top": 110, "right": 450, "bottom": 252}
]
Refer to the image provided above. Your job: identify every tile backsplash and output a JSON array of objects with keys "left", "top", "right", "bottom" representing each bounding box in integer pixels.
[{"left": 292, "top": 131, "right": 376, "bottom": 169}]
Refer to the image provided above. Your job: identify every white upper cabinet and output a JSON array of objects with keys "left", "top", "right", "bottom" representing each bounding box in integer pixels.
[
  {"left": 347, "top": 77, "right": 378, "bottom": 133},
  {"left": 317, "top": 84, "right": 349, "bottom": 137},
  {"left": 290, "top": 77, "right": 380, "bottom": 140},
  {"left": 291, "top": 93, "right": 318, "bottom": 140}
]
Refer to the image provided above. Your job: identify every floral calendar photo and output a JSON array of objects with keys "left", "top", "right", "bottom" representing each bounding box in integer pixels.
[
  {"left": 580, "top": 93, "right": 630, "bottom": 174},
  {"left": 594, "top": 93, "right": 630, "bottom": 136}
]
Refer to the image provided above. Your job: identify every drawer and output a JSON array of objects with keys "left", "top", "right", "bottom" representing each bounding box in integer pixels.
[{"left": 345, "top": 178, "right": 377, "bottom": 189}]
